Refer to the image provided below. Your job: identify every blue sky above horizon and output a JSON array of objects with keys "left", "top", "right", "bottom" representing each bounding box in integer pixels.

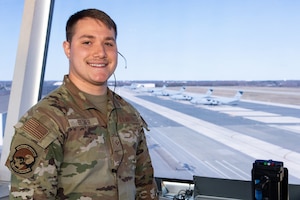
[{"left": 1, "top": 0, "right": 300, "bottom": 81}]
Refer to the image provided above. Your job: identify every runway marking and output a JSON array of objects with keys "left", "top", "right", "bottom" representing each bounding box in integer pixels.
[
  {"left": 120, "top": 88, "right": 300, "bottom": 179},
  {"left": 203, "top": 161, "right": 231, "bottom": 179},
  {"left": 269, "top": 125, "right": 300, "bottom": 135},
  {"left": 150, "top": 127, "right": 239, "bottom": 178},
  {"left": 242, "top": 99, "right": 300, "bottom": 110},
  {"left": 221, "top": 160, "right": 251, "bottom": 179},
  {"left": 198, "top": 106, "right": 251, "bottom": 112},
  {"left": 215, "top": 160, "right": 250, "bottom": 180},
  {"left": 223, "top": 111, "right": 279, "bottom": 117},
  {"left": 199, "top": 105, "right": 300, "bottom": 131},
  {"left": 244, "top": 116, "right": 300, "bottom": 124}
]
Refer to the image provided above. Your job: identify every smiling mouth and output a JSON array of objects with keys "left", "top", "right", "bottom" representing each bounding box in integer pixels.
[{"left": 88, "top": 63, "right": 107, "bottom": 67}]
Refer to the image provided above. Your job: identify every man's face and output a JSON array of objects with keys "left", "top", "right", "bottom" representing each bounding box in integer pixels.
[{"left": 63, "top": 17, "right": 117, "bottom": 90}]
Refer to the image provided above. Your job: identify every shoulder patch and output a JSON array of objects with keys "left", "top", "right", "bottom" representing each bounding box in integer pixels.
[
  {"left": 10, "top": 144, "right": 37, "bottom": 175},
  {"left": 22, "top": 118, "right": 49, "bottom": 142}
]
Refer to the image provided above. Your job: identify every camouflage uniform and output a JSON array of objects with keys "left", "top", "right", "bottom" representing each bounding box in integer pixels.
[{"left": 6, "top": 75, "right": 158, "bottom": 200}]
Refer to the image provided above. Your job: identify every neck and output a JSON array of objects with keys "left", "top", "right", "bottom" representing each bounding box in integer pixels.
[
  {"left": 69, "top": 76, "right": 107, "bottom": 95},
  {"left": 80, "top": 84, "right": 107, "bottom": 96}
]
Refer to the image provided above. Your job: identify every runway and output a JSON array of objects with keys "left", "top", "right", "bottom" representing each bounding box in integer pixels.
[{"left": 116, "top": 87, "right": 300, "bottom": 184}]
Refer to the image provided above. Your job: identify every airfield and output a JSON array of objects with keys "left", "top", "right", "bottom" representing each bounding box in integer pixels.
[
  {"left": 0, "top": 85, "right": 300, "bottom": 199},
  {"left": 115, "top": 86, "right": 300, "bottom": 184}
]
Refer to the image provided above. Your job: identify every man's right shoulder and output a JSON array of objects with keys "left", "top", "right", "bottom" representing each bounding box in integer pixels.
[{"left": 36, "top": 86, "right": 73, "bottom": 113}]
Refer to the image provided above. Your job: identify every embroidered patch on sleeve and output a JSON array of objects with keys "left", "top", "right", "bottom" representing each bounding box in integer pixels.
[
  {"left": 10, "top": 144, "right": 37, "bottom": 175},
  {"left": 22, "top": 118, "right": 49, "bottom": 141}
]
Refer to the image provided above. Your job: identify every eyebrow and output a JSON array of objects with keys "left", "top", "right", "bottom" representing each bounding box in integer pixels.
[{"left": 79, "top": 34, "right": 116, "bottom": 42}]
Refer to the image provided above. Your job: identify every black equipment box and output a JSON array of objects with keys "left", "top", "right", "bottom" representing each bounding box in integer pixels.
[{"left": 251, "top": 159, "right": 288, "bottom": 200}]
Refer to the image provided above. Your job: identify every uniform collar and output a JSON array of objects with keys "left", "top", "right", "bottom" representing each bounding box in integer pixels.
[{"left": 63, "top": 75, "right": 121, "bottom": 111}]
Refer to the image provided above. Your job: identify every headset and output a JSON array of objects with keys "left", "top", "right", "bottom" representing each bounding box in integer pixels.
[
  {"left": 110, "top": 51, "right": 127, "bottom": 173},
  {"left": 118, "top": 51, "right": 127, "bottom": 69}
]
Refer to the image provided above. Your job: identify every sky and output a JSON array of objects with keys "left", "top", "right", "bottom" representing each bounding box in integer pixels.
[{"left": 1, "top": 0, "right": 300, "bottom": 81}]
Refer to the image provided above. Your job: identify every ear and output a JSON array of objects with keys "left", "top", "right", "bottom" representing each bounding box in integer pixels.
[{"left": 63, "top": 41, "right": 71, "bottom": 58}]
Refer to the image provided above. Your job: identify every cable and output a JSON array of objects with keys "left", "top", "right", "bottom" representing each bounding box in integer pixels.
[
  {"left": 110, "top": 73, "right": 124, "bottom": 174},
  {"left": 118, "top": 51, "right": 127, "bottom": 69}
]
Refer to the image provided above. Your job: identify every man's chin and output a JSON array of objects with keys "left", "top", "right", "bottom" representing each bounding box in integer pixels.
[{"left": 93, "top": 81, "right": 107, "bottom": 86}]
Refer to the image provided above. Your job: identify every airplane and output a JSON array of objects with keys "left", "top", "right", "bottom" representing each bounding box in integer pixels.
[
  {"left": 133, "top": 84, "right": 165, "bottom": 93},
  {"left": 148, "top": 85, "right": 167, "bottom": 94},
  {"left": 151, "top": 85, "right": 184, "bottom": 96},
  {"left": 133, "top": 85, "right": 153, "bottom": 93},
  {"left": 150, "top": 85, "right": 185, "bottom": 96},
  {"left": 170, "top": 88, "right": 213, "bottom": 101},
  {"left": 0, "top": 84, "right": 11, "bottom": 96},
  {"left": 161, "top": 86, "right": 186, "bottom": 96},
  {"left": 190, "top": 90, "right": 243, "bottom": 105}
]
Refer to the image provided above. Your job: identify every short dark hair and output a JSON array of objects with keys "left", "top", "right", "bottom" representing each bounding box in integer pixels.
[{"left": 65, "top": 8, "right": 117, "bottom": 42}]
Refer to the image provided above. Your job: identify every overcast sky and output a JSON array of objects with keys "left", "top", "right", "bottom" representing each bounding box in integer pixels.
[{"left": 1, "top": 0, "right": 300, "bottom": 81}]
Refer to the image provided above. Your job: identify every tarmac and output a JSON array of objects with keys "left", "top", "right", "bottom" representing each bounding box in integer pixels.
[{"left": 1, "top": 86, "right": 300, "bottom": 199}]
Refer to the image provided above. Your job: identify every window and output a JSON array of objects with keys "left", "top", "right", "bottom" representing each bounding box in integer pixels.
[
  {"left": 0, "top": 1, "right": 23, "bottom": 145},
  {"left": 2, "top": 1, "right": 300, "bottom": 190},
  {"left": 43, "top": 0, "right": 300, "bottom": 185}
]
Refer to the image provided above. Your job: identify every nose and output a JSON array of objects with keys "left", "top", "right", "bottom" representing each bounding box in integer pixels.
[{"left": 93, "top": 44, "right": 107, "bottom": 58}]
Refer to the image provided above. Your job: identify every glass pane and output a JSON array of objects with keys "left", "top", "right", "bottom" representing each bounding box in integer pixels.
[
  {"left": 43, "top": 0, "right": 300, "bottom": 186},
  {"left": 0, "top": 1, "right": 24, "bottom": 145}
]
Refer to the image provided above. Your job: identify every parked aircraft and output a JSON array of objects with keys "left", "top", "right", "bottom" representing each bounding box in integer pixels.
[
  {"left": 170, "top": 88, "right": 213, "bottom": 101},
  {"left": 161, "top": 86, "right": 186, "bottom": 96},
  {"left": 190, "top": 90, "right": 243, "bottom": 105},
  {"left": 0, "top": 84, "right": 11, "bottom": 96},
  {"left": 134, "top": 85, "right": 165, "bottom": 93},
  {"left": 170, "top": 94, "right": 193, "bottom": 101},
  {"left": 147, "top": 85, "right": 167, "bottom": 94},
  {"left": 152, "top": 86, "right": 185, "bottom": 96}
]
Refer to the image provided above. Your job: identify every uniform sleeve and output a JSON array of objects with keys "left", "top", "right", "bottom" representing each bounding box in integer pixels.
[
  {"left": 5, "top": 117, "right": 64, "bottom": 200},
  {"left": 135, "top": 120, "right": 158, "bottom": 200}
]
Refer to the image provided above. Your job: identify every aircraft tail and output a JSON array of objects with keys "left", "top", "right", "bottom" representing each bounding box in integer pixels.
[
  {"left": 179, "top": 86, "right": 186, "bottom": 93},
  {"left": 205, "top": 89, "right": 213, "bottom": 97},
  {"left": 181, "top": 86, "right": 186, "bottom": 91},
  {"left": 234, "top": 91, "right": 243, "bottom": 100}
]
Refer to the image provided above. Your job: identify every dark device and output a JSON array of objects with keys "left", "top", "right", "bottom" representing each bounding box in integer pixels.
[{"left": 251, "top": 159, "right": 288, "bottom": 200}]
